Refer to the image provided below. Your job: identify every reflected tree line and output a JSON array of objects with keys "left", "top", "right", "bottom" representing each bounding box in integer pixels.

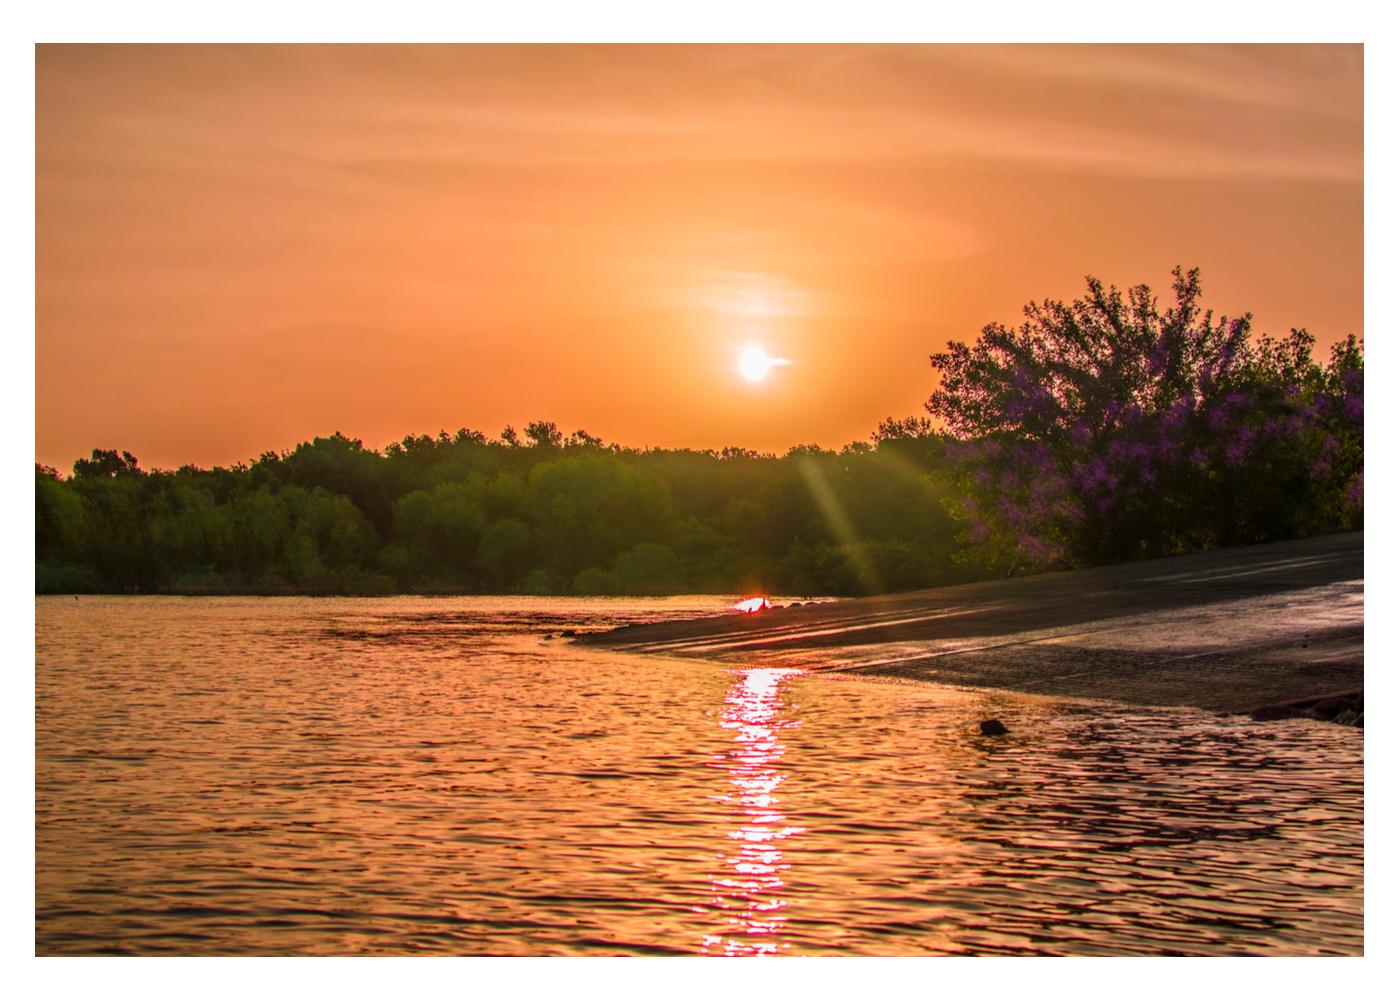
[{"left": 36, "top": 270, "right": 1362, "bottom": 596}]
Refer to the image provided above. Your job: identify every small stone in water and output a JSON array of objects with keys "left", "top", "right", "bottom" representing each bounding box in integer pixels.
[{"left": 979, "top": 719, "right": 1010, "bottom": 736}]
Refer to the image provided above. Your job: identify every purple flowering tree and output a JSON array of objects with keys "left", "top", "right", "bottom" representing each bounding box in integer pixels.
[{"left": 928, "top": 268, "right": 1363, "bottom": 574}]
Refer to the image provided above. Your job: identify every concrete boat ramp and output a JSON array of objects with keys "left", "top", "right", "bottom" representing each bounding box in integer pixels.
[{"left": 582, "top": 533, "right": 1363, "bottom": 715}]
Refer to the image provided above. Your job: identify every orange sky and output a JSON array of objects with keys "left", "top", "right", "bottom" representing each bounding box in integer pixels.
[{"left": 36, "top": 44, "right": 1363, "bottom": 471}]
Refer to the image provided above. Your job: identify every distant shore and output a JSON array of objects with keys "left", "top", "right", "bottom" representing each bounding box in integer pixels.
[{"left": 583, "top": 533, "right": 1364, "bottom": 717}]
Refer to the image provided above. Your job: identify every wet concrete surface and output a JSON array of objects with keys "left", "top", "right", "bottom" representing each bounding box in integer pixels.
[{"left": 584, "top": 533, "right": 1363, "bottom": 713}]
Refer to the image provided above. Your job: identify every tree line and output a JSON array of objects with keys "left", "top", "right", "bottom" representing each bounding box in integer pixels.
[
  {"left": 36, "top": 422, "right": 975, "bottom": 596},
  {"left": 35, "top": 269, "right": 1362, "bottom": 596}
]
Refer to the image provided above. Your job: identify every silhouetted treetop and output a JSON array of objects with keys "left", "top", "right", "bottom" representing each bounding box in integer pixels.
[
  {"left": 525, "top": 420, "right": 564, "bottom": 448},
  {"left": 73, "top": 449, "right": 143, "bottom": 479},
  {"left": 873, "top": 416, "right": 935, "bottom": 442},
  {"left": 928, "top": 267, "right": 1253, "bottom": 444}
]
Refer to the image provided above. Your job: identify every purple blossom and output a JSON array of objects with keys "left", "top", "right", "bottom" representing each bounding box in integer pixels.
[{"left": 1345, "top": 469, "right": 1363, "bottom": 509}]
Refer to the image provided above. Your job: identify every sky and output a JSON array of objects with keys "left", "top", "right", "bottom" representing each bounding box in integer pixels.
[{"left": 36, "top": 44, "right": 1363, "bottom": 471}]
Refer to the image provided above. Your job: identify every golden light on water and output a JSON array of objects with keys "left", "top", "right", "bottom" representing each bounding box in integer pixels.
[{"left": 702, "top": 667, "right": 805, "bottom": 956}]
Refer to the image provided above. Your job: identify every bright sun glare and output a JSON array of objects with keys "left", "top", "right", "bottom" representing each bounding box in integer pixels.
[{"left": 738, "top": 345, "right": 791, "bottom": 383}]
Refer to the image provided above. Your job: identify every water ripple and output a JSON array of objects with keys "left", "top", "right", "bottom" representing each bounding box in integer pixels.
[{"left": 36, "top": 596, "right": 1362, "bottom": 955}]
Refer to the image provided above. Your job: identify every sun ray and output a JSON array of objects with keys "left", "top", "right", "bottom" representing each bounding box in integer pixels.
[{"left": 794, "top": 456, "right": 884, "bottom": 594}]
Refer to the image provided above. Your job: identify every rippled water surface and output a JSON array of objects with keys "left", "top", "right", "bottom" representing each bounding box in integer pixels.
[{"left": 36, "top": 597, "right": 1363, "bottom": 955}]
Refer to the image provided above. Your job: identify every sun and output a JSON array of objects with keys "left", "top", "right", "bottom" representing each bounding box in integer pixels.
[{"left": 738, "top": 345, "right": 791, "bottom": 383}]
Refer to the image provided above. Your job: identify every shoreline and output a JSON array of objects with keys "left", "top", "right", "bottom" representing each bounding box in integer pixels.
[{"left": 582, "top": 533, "right": 1364, "bottom": 718}]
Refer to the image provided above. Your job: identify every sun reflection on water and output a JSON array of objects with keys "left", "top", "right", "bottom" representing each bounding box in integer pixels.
[{"left": 701, "top": 666, "right": 805, "bottom": 956}]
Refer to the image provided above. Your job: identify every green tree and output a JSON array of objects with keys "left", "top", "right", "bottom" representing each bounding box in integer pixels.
[
  {"left": 392, "top": 483, "right": 488, "bottom": 585},
  {"left": 477, "top": 517, "right": 533, "bottom": 590}
]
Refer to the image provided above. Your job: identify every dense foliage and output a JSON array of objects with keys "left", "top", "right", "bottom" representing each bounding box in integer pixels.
[
  {"left": 36, "top": 269, "right": 1362, "bottom": 595},
  {"left": 35, "top": 423, "right": 976, "bottom": 596},
  {"left": 929, "top": 268, "right": 1363, "bottom": 573}
]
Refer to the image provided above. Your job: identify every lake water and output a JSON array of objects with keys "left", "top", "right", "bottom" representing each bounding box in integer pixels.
[{"left": 35, "top": 597, "right": 1363, "bottom": 956}]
